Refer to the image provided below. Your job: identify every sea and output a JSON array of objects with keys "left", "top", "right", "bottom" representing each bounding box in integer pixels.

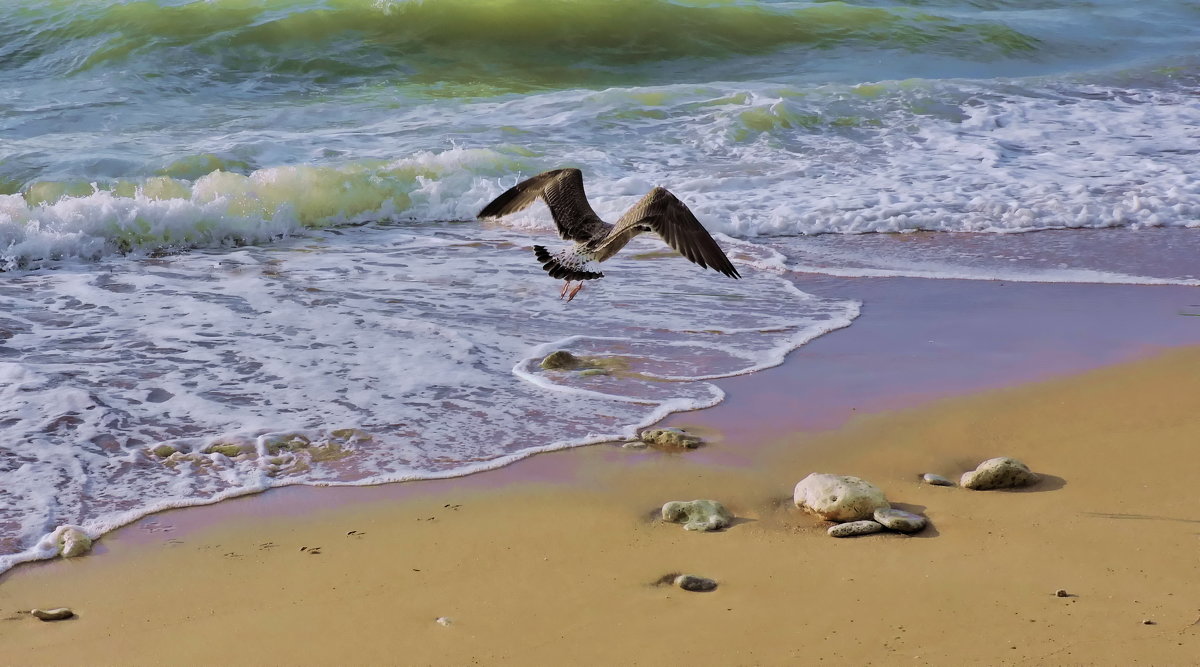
[{"left": 2, "top": 0, "right": 1198, "bottom": 574}]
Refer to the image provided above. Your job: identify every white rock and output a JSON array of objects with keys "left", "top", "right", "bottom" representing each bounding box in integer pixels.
[
  {"left": 793, "top": 473, "right": 890, "bottom": 521},
  {"left": 827, "top": 520, "right": 884, "bottom": 537},
  {"left": 40, "top": 526, "right": 93, "bottom": 558},
  {"left": 961, "top": 457, "right": 1040, "bottom": 490},
  {"left": 661, "top": 499, "right": 733, "bottom": 532},
  {"left": 874, "top": 508, "right": 927, "bottom": 533},
  {"left": 32, "top": 608, "right": 74, "bottom": 621}
]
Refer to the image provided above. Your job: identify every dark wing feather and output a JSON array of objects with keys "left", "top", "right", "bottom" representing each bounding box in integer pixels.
[
  {"left": 477, "top": 168, "right": 607, "bottom": 242},
  {"left": 603, "top": 187, "right": 740, "bottom": 278}
]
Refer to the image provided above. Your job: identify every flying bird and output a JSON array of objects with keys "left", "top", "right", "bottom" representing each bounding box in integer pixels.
[{"left": 477, "top": 168, "right": 740, "bottom": 301}]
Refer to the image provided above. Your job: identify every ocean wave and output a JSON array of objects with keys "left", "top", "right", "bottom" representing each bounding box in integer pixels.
[
  {"left": 2, "top": 0, "right": 1040, "bottom": 90},
  {"left": 0, "top": 146, "right": 536, "bottom": 270}
]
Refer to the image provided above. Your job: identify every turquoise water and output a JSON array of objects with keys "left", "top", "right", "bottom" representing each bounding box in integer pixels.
[{"left": 1, "top": 0, "right": 1198, "bottom": 572}]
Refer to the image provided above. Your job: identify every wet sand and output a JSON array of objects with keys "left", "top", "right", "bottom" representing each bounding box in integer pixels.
[{"left": 2, "top": 278, "right": 1200, "bottom": 665}]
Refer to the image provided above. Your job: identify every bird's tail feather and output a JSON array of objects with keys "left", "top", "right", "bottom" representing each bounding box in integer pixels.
[{"left": 533, "top": 246, "right": 604, "bottom": 281}]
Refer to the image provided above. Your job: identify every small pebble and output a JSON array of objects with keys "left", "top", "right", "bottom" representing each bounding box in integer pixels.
[
  {"left": 1055, "top": 589, "right": 1069, "bottom": 598},
  {"left": 921, "top": 473, "right": 955, "bottom": 487},
  {"left": 873, "top": 508, "right": 928, "bottom": 533},
  {"left": 31, "top": 608, "right": 74, "bottom": 621},
  {"left": 436, "top": 616, "right": 452, "bottom": 626},
  {"left": 1142, "top": 619, "right": 1155, "bottom": 625},
  {"left": 674, "top": 574, "right": 718, "bottom": 592},
  {"left": 828, "top": 520, "right": 884, "bottom": 538}
]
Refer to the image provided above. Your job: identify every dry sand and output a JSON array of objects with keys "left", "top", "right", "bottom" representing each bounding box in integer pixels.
[{"left": 3, "top": 346, "right": 1200, "bottom": 665}]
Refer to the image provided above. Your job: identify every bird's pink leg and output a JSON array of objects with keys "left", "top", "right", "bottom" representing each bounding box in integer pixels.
[
  {"left": 566, "top": 282, "right": 584, "bottom": 302},
  {"left": 559, "top": 280, "right": 572, "bottom": 299}
]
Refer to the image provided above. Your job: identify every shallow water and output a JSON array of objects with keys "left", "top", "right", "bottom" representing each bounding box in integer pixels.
[{"left": 2, "top": 0, "right": 1199, "bottom": 572}]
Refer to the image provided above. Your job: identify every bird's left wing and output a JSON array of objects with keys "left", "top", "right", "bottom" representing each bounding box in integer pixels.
[{"left": 603, "top": 187, "right": 740, "bottom": 278}]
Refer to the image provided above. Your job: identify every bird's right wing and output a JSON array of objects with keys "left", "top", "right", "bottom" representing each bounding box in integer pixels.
[{"left": 477, "top": 168, "right": 605, "bottom": 242}]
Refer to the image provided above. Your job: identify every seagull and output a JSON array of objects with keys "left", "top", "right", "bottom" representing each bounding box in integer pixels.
[{"left": 477, "top": 168, "right": 740, "bottom": 301}]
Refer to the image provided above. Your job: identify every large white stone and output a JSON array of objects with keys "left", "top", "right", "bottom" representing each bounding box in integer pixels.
[
  {"left": 960, "top": 457, "right": 1040, "bottom": 490},
  {"left": 793, "top": 473, "right": 889, "bottom": 522}
]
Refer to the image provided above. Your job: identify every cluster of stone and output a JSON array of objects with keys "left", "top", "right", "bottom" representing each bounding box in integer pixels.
[{"left": 792, "top": 473, "right": 929, "bottom": 538}]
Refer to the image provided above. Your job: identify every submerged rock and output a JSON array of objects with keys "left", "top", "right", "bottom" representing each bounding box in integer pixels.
[
  {"left": 540, "top": 350, "right": 583, "bottom": 370},
  {"left": 674, "top": 574, "right": 718, "bottom": 592},
  {"left": 41, "top": 526, "right": 92, "bottom": 558},
  {"left": 874, "top": 508, "right": 927, "bottom": 533},
  {"left": 961, "top": 457, "right": 1040, "bottom": 490},
  {"left": 922, "top": 473, "right": 955, "bottom": 487},
  {"left": 262, "top": 432, "right": 311, "bottom": 455},
  {"left": 621, "top": 440, "right": 649, "bottom": 450},
  {"left": 661, "top": 499, "right": 733, "bottom": 532},
  {"left": 639, "top": 427, "right": 704, "bottom": 449},
  {"left": 794, "top": 473, "right": 889, "bottom": 522},
  {"left": 150, "top": 444, "right": 177, "bottom": 458},
  {"left": 827, "top": 520, "right": 885, "bottom": 538},
  {"left": 31, "top": 608, "right": 74, "bottom": 621},
  {"left": 203, "top": 442, "right": 250, "bottom": 458}
]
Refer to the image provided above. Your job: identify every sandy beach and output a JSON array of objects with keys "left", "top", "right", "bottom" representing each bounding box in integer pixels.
[{"left": 3, "top": 277, "right": 1200, "bottom": 665}]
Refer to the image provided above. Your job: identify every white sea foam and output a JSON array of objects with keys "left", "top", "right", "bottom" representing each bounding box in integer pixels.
[
  {"left": 0, "top": 225, "right": 857, "bottom": 574},
  {"left": 4, "top": 76, "right": 1199, "bottom": 281}
]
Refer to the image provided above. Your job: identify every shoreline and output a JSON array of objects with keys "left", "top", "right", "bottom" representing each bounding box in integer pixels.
[{"left": 4, "top": 275, "right": 1198, "bottom": 564}]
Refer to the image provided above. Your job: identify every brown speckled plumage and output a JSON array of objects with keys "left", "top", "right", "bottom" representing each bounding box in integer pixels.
[{"left": 478, "top": 168, "right": 740, "bottom": 282}]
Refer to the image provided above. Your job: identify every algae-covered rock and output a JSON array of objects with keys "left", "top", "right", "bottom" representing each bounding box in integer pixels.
[
  {"left": 330, "top": 428, "right": 372, "bottom": 443},
  {"left": 204, "top": 442, "right": 249, "bottom": 458},
  {"left": 151, "top": 444, "right": 177, "bottom": 458},
  {"left": 794, "top": 473, "right": 889, "bottom": 522},
  {"left": 640, "top": 427, "right": 704, "bottom": 449},
  {"left": 540, "top": 350, "right": 583, "bottom": 370},
  {"left": 262, "top": 432, "right": 311, "bottom": 454},
  {"left": 960, "top": 457, "right": 1040, "bottom": 490},
  {"left": 539, "top": 350, "right": 628, "bottom": 374},
  {"left": 661, "top": 499, "right": 733, "bottom": 532}
]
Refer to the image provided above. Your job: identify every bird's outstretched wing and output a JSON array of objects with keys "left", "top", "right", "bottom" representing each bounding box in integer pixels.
[
  {"left": 477, "top": 168, "right": 608, "bottom": 243},
  {"left": 596, "top": 187, "right": 740, "bottom": 279}
]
